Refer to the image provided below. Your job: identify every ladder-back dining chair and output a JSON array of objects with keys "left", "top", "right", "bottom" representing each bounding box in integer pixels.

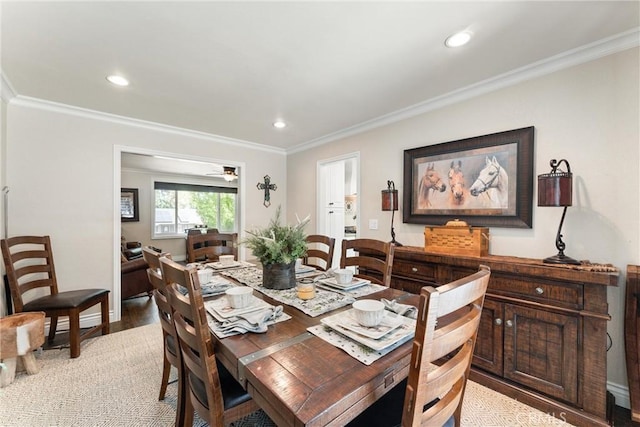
[
  {"left": 160, "top": 257, "right": 259, "bottom": 427},
  {"left": 142, "top": 247, "right": 185, "bottom": 426},
  {"left": 304, "top": 234, "right": 336, "bottom": 271},
  {"left": 186, "top": 232, "right": 238, "bottom": 263},
  {"left": 1, "top": 235, "right": 110, "bottom": 358},
  {"left": 348, "top": 265, "right": 491, "bottom": 427},
  {"left": 340, "top": 238, "right": 395, "bottom": 286}
]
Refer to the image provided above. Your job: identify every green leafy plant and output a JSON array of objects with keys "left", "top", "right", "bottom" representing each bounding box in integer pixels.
[{"left": 243, "top": 206, "right": 309, "bottom": 265}]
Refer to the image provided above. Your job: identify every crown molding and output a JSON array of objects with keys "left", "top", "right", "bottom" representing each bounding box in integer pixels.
[
  {"left": 9, "top": 95, "right": 286, "bottom": 155},
  {"left": 287, "top": 27, "right": 640, "bottom": 154},
  {"left": 1, "top": 71, "right": 17, "bottom": 104}
]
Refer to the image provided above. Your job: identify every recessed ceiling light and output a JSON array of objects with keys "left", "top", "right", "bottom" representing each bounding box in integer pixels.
[
  {"left": 445, "top": 31, "right": 472, "bottom": 48},
  {"left": 273, "top": 121, "right": 287, "bottom": 129},
  {"left": 106, "top": 75, "right": 129, "bottom": 86}
]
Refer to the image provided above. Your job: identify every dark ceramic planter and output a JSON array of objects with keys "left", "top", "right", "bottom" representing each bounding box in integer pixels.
[{"left": 262, "top": 261, "right": 296, "bottom": 290}]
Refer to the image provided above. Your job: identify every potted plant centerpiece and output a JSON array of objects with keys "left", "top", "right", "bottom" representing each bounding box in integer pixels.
[{"left": 244, "top": 206, "right": 309, "bottom": 290}]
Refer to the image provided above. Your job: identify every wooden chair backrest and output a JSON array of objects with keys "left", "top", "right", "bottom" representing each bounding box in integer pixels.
[
  {"left": 142, "top": 248, "right": 174, "bottom": 338},
  {"left": 186, "top": 232, "right": 238, "bottom": 263},
  {"left": 340, "top": 238, "right": 394, "bottom": 286},
  {"left": 1, "top": 235, "right": 59, "bottom": 312},
  {"left": 161, "top": 257, "right": 226, "bottom": 426},
  {"left": 402, "top": 265, "right": 491, "bottom": 427},
  {"left": 304, "top": 234, "right": 336, "bottom": 271}
]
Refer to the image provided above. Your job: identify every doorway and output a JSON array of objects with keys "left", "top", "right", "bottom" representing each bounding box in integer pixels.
[
  {"left": 316, "top": 153, "right": 359, "bottom": 269},
  {"left": 114, "top": 145, "right": 245, "bottom": 321}
]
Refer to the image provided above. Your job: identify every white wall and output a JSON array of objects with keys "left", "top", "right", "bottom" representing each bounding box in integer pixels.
[
  {"left": 0, "top": 96, "right": 7, "bottom": 316},
  {"left": 5, "top": 102, "right": 287, "bottom": 321},
  {"left": 287, "top": 48, "right": 640, "bottom": 403}
]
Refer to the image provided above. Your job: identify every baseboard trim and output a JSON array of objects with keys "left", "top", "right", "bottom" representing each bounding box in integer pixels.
[
  {"left": 608, "top": 381, "right": 630, "bottom": 410},
  {"left": 43, "top": 311, "right": 114, "bottom": 336}
]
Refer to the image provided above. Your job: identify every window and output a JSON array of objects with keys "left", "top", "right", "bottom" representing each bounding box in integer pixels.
[{"left": 153, "top": 181, "right": 237, "bottom": 238}]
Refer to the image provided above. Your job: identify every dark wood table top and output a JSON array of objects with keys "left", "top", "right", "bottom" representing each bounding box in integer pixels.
[{"left": 210, "top": 283, "right": 418, "bottom": 427}]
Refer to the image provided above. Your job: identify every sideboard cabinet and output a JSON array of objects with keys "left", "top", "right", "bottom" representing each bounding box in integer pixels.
[{"left": 388, "top": 247, "right": 618, "bottom": 426}]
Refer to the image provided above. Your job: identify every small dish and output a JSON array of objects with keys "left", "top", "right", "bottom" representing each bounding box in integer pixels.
[
  {"left": 206, "top": 260, "right": 244, "bottom": 269},
  {"left": 336, "top": 309, "right": 403, "bottom": 339},
  {"left": 210, "top": 295, "right": 263, "bottom": 318},
  {"left": 320, "top": 311, "right": 414, "bottom": 351},
  {"left": 318, "top": 277, "right": 370, "bottom": 291}
]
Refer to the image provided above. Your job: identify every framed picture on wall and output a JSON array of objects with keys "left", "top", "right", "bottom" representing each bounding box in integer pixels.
[
  {"left": 121, "top": 188, "right": 139, "bottom": 222},
  {"left": 403, "top": 126, "right": 534, "bottom": 228}
]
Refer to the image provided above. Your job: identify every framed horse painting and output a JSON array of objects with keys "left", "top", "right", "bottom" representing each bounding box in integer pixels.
[{"left": 403, "top": 126, "right": 534, "bottom": 228}]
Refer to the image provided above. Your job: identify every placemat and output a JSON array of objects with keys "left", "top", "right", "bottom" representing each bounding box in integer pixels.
[
  {"left": 221, "top": 266, "right": 388, "bottom": 317},
  {"left": 307, "top": 319, "right": 415, "bottom": 365}
]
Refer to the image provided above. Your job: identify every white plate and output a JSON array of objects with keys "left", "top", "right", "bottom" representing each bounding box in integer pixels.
[
  {"left": 318, "top": 277, "right": 371, "bottom": 291},
  {"left": 333, "top": 309, "right": 404, "bottom": 339},
  {"left": 205, "top": 261, "right": 244, "bottom": 270},
  {"left": 208, "top": 295, "right": 266, "bottom": 319},
  {"left": 321, "top": 310, "right": 415, "bottom": 351},
  {"left": 295, "top": 265, "right": 316, "bottom": 274}
]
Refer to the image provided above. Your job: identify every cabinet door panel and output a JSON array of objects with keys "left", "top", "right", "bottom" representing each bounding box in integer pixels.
[
  {"left": 472, "top": 298, "right": 503, "bottom": 376},
  {"left": 504, "top": 304, "right": 578, "bottom": 404}
]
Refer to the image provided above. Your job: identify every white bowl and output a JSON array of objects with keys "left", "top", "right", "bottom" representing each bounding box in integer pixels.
[
  {"left": 225, "top": 287, "right": 253, "bottom": 309},
  {"left": 352, "top": 299, "right": 385, "bottom": 327},
  {"left": 197, "top": 269, "right": 213, "bottom": 284},
  {"left": 219, "top": 255, "right": 235, "bottom": 265},
  {"left": 334, "top": 268, "right": 353, "bottom": 285}
]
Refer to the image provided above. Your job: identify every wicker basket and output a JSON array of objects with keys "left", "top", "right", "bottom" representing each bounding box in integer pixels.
[{"left": 424, "top": 220, "right": 489, "bottom": 257}]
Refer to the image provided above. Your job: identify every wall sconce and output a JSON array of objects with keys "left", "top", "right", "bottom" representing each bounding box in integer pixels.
[
  {"left": 381, "top": 180, "right": 402, "bottom": 246},
  {"left": 537, "top": 159, "right": 579, "bottom": 265}
]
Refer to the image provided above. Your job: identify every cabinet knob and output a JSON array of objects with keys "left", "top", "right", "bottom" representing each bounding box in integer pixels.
[
  {"left": 506, "top": 320, "right": 513, "bottom": 328},
  {"left": 535, "top": 287, "right": 544, "bottom": 295},
  {"left": 329, "top": 211, "right": 334, "bottom": 214},
  {"left": 329, "top": 202, "right": 334, "bottom": 205},
  {"left": 411, "top": 267, "right": 418, "bottom": 272},
  {"left": 495, "top": 318, "right": 502, "bottom": 326}
]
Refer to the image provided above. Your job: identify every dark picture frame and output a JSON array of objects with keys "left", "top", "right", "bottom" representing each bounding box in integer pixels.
[
  {"left": 403, "top": 126, "right": 534, "bottom": 228},
  {"left": 121, "top": 188, "right": 139, "bottom": 222}
]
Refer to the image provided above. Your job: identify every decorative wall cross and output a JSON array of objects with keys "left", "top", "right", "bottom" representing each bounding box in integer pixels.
[{"left": 257, "top": 175, "right": 277, "bottom": 207}]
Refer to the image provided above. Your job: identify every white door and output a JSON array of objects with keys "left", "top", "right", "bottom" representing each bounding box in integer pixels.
[{"left": 317, "top": 154, "right": 359, "bottom": 269}]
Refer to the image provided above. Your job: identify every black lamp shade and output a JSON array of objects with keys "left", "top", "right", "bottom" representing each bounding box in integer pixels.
[
  {"left": 381, "top": 189, "right": 398, "bottom": 211},
  {"left": 538, "top": 173, "right": 572, "bottom": 207}
]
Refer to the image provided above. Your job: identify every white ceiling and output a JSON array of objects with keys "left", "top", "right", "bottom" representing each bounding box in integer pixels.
[{"left": 2, "top": 1, "right": 639, "bottom": 152}]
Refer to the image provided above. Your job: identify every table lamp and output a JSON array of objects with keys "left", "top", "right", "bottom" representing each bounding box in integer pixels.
[
  {"left": 381, "top": 180, "right": 402, "bottom": 246},
  {"left": 537, "top": 158, "right": 580, "bottom": 265}
]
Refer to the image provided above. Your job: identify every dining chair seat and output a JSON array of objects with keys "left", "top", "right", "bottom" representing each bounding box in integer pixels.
[
  {"left": 23, "top": 289, "right": 108, "bottom": 311},
  {"left": 190, "top": 360, "right": 253, "bottom": 411},
  {"left": 347, "top": 378, "right": 454, "bottom": 427}
]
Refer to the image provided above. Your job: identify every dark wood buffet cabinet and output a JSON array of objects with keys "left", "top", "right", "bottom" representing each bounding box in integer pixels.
[{"left": 388, "top": 246, "right": 618, "bottom": 427}]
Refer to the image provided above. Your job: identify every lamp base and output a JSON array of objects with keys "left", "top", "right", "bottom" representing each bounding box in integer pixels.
[{"left": 543, "top": 253, "right": 581, "bottom": 265}]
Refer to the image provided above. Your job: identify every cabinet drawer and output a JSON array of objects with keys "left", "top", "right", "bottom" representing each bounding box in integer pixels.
[
  {"left": 393, "top": 259, "right": 437, "bottom": 282},
  {"left": 489, "top": 275, "right": 582, "bottom": 309}
]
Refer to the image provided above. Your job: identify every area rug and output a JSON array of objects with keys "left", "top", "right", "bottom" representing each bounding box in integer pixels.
[{"left": 0, "top": 323, "right": 572, "bottom": 426}]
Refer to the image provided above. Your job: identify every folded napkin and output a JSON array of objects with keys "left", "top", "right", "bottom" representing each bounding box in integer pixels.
[
  {"left": 216, "top": 305, "right": 284, "bottom": 335},
  {"left": 381, "top": 298, "right": 418, "bottom": 319}
]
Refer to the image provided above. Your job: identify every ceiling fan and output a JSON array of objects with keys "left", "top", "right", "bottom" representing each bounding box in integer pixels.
[{"left": 206, "top": 166, "right": 238, "bottom": 182}]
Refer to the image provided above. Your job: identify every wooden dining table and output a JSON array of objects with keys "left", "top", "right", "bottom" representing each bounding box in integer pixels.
[{"left": 208, "top": 278, "right": 418, "bottom": 427}]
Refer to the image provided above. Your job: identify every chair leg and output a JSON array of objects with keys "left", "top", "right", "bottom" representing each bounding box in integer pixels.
[
  {"left": 175, "top": 361, "right": 186, "bottom": 427},
  {"left": 100, "top": 295, "right": 110, "bottom": 335},
  {"left": 159, "top": 354, "right": 171, "bottom": 400},
  {"left": 47, "top": 316, "right": 58, "bottom": 342},
  {"left": 69, "top": 309, "right": 81, "bottom": 358},
  {"left": 183, "top": 391, "right": 194, "bottom": 427}
]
